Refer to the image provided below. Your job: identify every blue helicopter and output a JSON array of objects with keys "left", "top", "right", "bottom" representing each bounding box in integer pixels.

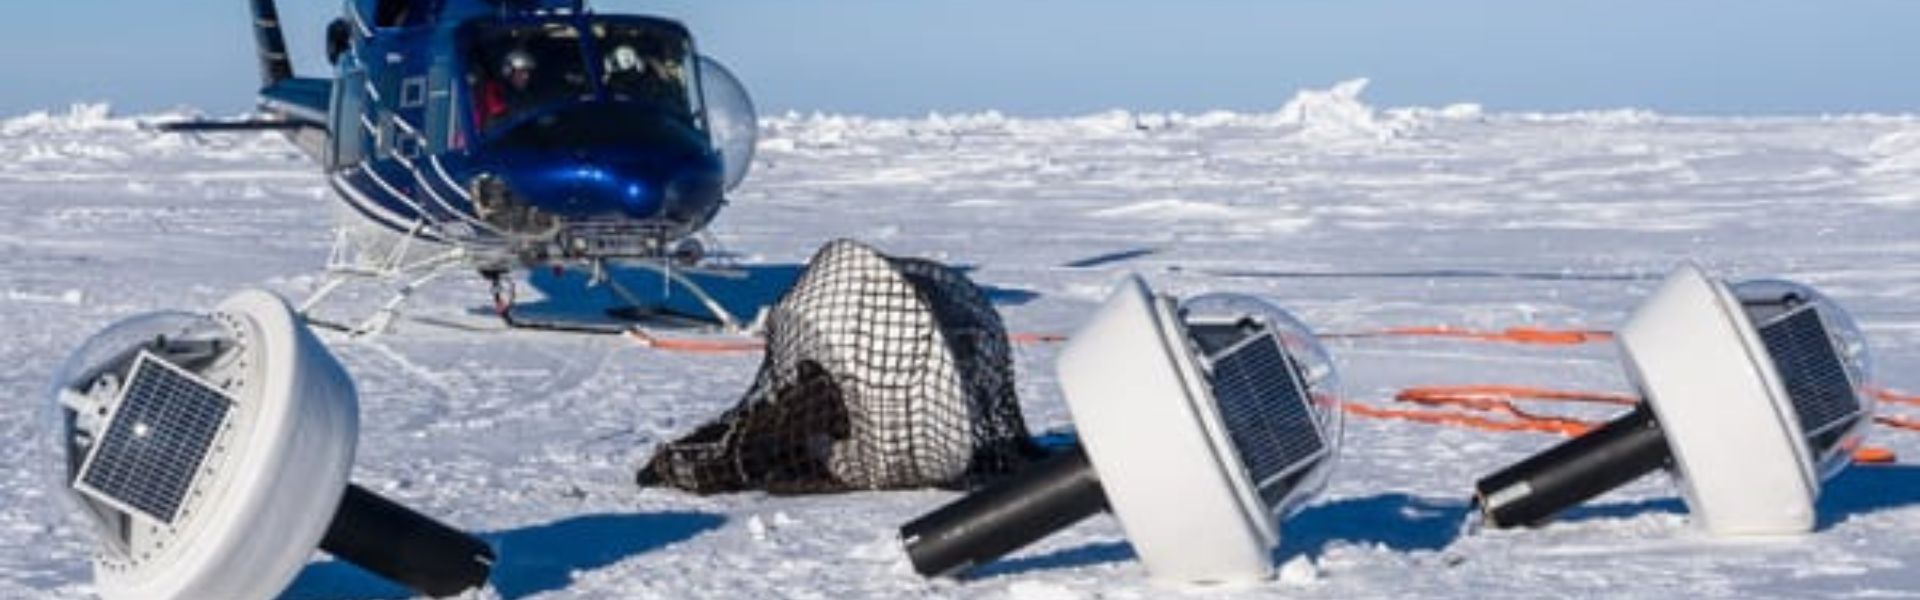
[{"left": 169, "top": 0, "right": 762, "bottom": 333}]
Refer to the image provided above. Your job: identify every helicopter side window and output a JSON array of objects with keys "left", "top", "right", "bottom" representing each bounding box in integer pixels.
[
  {"left": 594, "top": 23, "right": 695, "bottom": 119},
  {"left": 467, "top": 23, "right": 592, "bottom": 131}
]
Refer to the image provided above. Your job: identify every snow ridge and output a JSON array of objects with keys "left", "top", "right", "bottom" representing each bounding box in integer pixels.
[
  {"left": 0, "top": 104, "right": 140, "bottom": 137},
  {"left": 760, "top": 79, "right": 1490, "bottom": 148}
]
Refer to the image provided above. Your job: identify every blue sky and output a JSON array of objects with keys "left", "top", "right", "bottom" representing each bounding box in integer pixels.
[{"left": 4, "top": 0, "right": 1915, "bottom": 117}]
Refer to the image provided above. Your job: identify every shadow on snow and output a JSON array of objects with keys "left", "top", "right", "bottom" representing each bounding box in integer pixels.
[{"left": 279, "top": 511, "right": 725, "bottom": 600}]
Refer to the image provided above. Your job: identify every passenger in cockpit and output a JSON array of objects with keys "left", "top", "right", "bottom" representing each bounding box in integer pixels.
[{"left": 479, "top": 49, "right": 538, "bottom": 128}]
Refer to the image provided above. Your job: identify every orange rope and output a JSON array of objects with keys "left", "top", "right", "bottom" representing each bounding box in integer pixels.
[
  {"left": 1008, "top": 332, "right": 1069, "bottom": 345},
  {"left": 1855, "top": 446, "right": 1900, "bottom": 464},
  {"left": 625, "top": 329, "right": 1069, "bottom": 353},
  {"left": 1338, "top": 385, "right": 1626, "bottom": 436},
  {"left": 624, "top": 329, "right": 766, "bottom": 353},
  {"left": 1343, "top": 384, "right": 1903, "bottom": 464},
  {"left": 1873, "top": 387, "right": 1920, "bottom": 406},
  {"left": 1323, "top": 326, "right": 1614, "bottom": 346},
  {"left": 1341, "top": 400, "right": 1597, "bottom": 437},
  {"left": 622, "top": 322, "right": 1614, "bottom": 353},
  {"left": 1874, "top": 415, "right": 1920, "bottom": 432},
  {"left": 1398, "top": 385, "right": 1638, "bottom": 406},
  {"left": 1863, "top": 388, "right": 1920, "bottom": 437},
  {"left": 624, "top": 322, "right": 1625, "bottom": 353},
  {"left": 1022, "top": 324, "right": 1617, "bottom": 347}
]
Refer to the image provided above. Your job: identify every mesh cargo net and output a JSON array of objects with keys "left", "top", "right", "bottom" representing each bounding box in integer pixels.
[{"left": 639, "top": 239, "right": 1039, "bottom": 494}]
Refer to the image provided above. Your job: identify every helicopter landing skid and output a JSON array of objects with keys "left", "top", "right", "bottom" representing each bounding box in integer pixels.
[
  {"left": 485, "top": 260, "right": 762, "bottom": 336},
  {"left": 299, "top": 225, "right": 470, "bottom": 336}
]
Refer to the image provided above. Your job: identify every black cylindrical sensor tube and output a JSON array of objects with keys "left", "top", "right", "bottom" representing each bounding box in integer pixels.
[
  {"left": 1474, "top": 403, "right": 1673, "bottom": 528},
  {"left": 321, "top": 484, "right": 496, "bottom": 598},
  {"left": 901, "top": 446, "right": 1109, "bottom": 577}
]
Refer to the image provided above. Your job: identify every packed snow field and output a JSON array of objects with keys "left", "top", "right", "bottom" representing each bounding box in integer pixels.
[{"left": 5, "top": 80, "right": 1920, "bottom": 598}]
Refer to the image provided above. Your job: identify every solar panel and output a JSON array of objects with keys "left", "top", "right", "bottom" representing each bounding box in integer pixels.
[
  {"left": 74, "top": 352, "right": 234, "bottom": 526},
  {"left": 1187, "top": 321, "right": 1255, "bottom": 356},
  {"left": 1755, "top": 305, "right": 1863, "bottom": 440},
  {"left": 1202, "top": 330, "right": 1328, "bottom": 509}
]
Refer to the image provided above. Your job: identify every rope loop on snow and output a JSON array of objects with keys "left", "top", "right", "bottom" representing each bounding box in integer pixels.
[
  {"left": 1340, "top": 384, "right": 1905, "bottom": 464},
  {"left": 1339, "top": 385, "right": 1625, "bottom": 437},
  {"left": 1323, "top": 326, "right": 1614, "bottom": 346}
]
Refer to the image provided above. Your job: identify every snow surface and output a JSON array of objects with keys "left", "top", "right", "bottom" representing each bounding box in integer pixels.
[{"left": 4, "top": 81, "right": 1920, "bottom": 598}]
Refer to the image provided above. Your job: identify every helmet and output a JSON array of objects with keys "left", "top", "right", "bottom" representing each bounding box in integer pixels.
[
  {"left": 609, "top": 45, "right": 643, "bottom": 73},
  {"left": 501, "top": 50, "right": 537, "bottom": 76}
]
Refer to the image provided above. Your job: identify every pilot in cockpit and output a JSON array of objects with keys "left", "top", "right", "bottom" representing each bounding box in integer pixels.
[
  {"left": 604, "top": 45, "right": 647, "bottom": 88},
  {"left": 605, "top": 41, "right": 689, "bottom": 115},
  {"left": 479, "top": 49, "right": 538, "bottom": 127}
]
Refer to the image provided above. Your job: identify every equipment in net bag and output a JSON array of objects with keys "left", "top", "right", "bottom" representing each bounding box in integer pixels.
[{"left": 639, "top": 239, "right": 1039, "bottom": 493}]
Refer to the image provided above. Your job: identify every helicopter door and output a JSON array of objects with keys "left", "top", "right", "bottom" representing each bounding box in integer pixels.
[
  {"left": 424, "top": 60, "right": 454, "bottom": 154},
  {"left": 332, "top": 67, "right": 370, "bottom": 168},
  {"left": 374, "top": 67, "right": 398, "bottom": 160}
]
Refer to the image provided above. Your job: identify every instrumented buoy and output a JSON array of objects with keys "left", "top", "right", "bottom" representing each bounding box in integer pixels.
[
  {"left": 1475, "top": 263, "right": 1875, "bottom": 533},
  {"left": 46, "top": 290, "right": 495, "bottom": 599},
  {"left": 900, "top": 275, "right": 1342, "bottom": 584}
]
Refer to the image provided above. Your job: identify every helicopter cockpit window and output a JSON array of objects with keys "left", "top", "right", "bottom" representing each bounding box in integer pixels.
[
  {"left": 592, "top": 22, "right": 696, "bottom": 119},
  {"left": 466, "top": 22, "right": 593, "bottom": 131},
  {"left": 372, "top": 0, "right": 425, "bottom": 28}
]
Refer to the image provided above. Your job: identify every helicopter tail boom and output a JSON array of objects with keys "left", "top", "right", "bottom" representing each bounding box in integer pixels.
[{"left": 251, "top": 0, "right": 295, "bottom": 87}]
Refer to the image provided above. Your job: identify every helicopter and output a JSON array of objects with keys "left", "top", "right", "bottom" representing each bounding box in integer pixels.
[{"left": 167, "top": 0, "right": 763, "bottom": 334}]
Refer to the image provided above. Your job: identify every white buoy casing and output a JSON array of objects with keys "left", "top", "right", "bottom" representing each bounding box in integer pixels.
[
  {"left": 1059, "top": 276, "right": 1342, "bottom": 584},
  {"left": 52, "top": 290, "right": 356, "bottom": 600},
  {"left": 1622, "top": 264, "right": 1872, "bottom": 534},
  {"left": 50, "top": 289, "right": 498, "bottom": 599},
  {"left": 1473, "top": 263, "right": 1874, "bottom": 533},
  {"left": 899, "top": 274, "right": 1342, "bottom": 586}
]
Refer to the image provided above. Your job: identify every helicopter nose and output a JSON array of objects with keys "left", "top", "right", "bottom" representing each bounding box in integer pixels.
[
  {"left": 497, "top": 159, "right": 667, "bottom": 220},
  {"left": 477, "top": 102, "right": 726, "bottom": 225},
  {"left": 564, "top": 162, "right": 664, "bottom": 219}
]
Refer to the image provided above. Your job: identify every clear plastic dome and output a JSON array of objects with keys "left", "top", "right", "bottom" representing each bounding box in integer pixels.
[
  {"left": 1177, "top": 293, "right": 1344, "bottom": 520},
  {"left": 1730, "top": 279, "right": 1875, "bottom": 481},
  {"left": 696, "top": 55, "right": 758, "bottom": 191},
  {"left": 42, "top": 311, "right": 233, "bottom": 553}
]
